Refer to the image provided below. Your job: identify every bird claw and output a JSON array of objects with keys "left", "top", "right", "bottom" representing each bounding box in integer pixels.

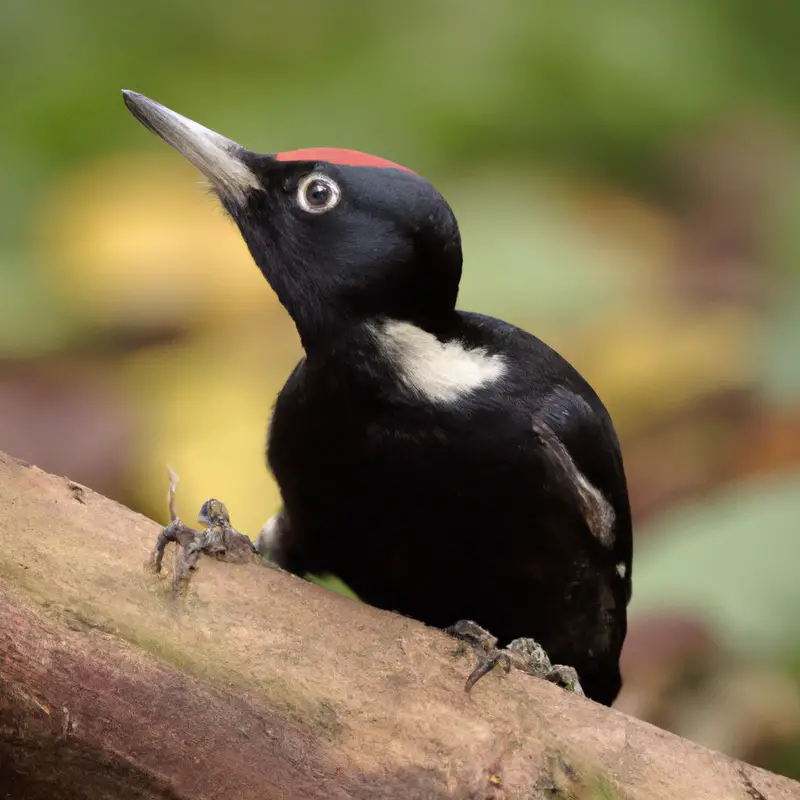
[
  {"left": 148, "top": 467, "right": 258, "bottom": 599},
  {"left": 446, "top": 619, "right": 499, "bottom": 654},
  {"left": 446, "top": 620, "right": 585, "bottom": 697}
]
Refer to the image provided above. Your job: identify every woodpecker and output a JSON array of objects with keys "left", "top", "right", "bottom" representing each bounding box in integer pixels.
[{"left": 123, "top": 90, "right": 633, "bottom": 706}]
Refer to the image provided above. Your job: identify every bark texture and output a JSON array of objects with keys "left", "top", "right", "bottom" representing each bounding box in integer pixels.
[{"left": 0, "top": 450, "right": 798, "bottom": 800}]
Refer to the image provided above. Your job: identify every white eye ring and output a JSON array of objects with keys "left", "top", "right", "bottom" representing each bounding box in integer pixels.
[{"left": 296, "top": 172, "right": 341, "bottom": 214}]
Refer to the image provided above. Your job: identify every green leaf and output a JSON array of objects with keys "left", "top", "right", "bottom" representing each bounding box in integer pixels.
[{"left": 630, "top": 471, "right": 800, "bottom": 656}]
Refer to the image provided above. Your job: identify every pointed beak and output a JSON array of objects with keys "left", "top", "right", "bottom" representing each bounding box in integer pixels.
[{"left": 121, "top": 90, "right": 260, "bottom": 204}]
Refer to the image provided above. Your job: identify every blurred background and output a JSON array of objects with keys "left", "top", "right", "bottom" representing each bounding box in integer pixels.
[{"left": 2, "top": 0, "right": 799, "bottom": 780}]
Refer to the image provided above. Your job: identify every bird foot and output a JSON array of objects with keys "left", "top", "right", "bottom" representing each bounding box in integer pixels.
[
  {"left": 445, "top": 620, "right": 585, "bottom": 697},
  {"left": 148, "top": 467, "right": 258, "bottom": 599}
]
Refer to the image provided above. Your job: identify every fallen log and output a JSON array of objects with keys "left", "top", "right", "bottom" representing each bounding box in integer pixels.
[{"left": 0, "top": 450, "right": 797, "bottom": 799}]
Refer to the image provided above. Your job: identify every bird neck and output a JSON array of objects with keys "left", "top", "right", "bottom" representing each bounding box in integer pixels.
[
  {"left": 261, "top": 242, "right": 462, "bottom": 355},
  {"left": 296, "top": 303, "right": 459, "bottom": 358},
  {"left": 289, "top": 271, "right": 460, "bottom": 355}
]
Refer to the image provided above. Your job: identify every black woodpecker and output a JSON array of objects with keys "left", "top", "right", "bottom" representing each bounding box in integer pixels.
[{"left": 122, "top": 90, "right": 633, "bottom": 706}]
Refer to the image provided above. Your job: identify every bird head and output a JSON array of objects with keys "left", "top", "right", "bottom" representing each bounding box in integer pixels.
[{"left": 122, "top": 91, "right": 462, "bottom": 350}]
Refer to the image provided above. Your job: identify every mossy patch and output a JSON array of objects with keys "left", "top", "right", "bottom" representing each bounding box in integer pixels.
[
  {"left": 535, "top": 748, "right": 627, "bottom": 800},
  {"left": 306, "top": 572, "right": 360, "bottom": 601}
]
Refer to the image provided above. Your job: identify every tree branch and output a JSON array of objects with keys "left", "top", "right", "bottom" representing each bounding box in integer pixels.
[{"left": 0, "top": 450, "right": 797, "bottom": 799}]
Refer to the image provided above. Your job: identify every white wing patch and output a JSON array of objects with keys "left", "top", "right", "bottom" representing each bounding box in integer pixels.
[
  {"left": 371, "top": 319, "right": 506, "bottom": 403},
  {"left": 571, "top": 467, "right": 617, "bottom": 548},
  {"left": 532, "top": 413, "right": 617, "bottom": 548}
]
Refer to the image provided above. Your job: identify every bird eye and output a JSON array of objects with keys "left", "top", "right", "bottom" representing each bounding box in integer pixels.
[{"left": 296, "top": 173, "right": 341, "bottom": 214}]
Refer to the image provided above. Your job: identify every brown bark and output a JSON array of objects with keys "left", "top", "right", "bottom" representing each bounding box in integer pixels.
[{"left": 0, "top": 450, "right": 798, "bottom": 800}]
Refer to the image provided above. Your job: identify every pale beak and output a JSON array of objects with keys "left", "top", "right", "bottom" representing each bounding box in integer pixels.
[{"left": 121, "top": 89, "right": 260, "bottom": 204}]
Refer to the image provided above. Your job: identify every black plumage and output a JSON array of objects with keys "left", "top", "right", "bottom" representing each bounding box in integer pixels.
[{"left": 123, "top": 91, "right": 633, "bottom": 706}]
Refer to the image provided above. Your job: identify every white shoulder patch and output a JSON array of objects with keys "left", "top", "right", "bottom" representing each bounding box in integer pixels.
[{"left": 370, "top": 319, "right": 506, "bottom": 403}]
